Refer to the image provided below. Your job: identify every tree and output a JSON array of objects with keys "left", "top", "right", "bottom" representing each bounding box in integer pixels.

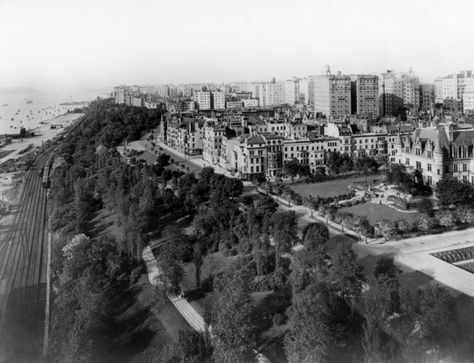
[
  {"left": 435, "top": 209, "right": 456, "bottom": 228},
  {"left": 284, "top": 284, "right": 333, "bottom": 363},
  {"left": 396, "top": 218, "right": 411, "bottom": 234},
  {"left": 290, "top": 248, "right": 327, "bottom": 295},
  {"left": 417, "top": 197, "right": 434, "bottom": 216},
  {"left": 419, "top": 285, "right": 456, "bottom": 354},
  {"left": 157, "top": 153, "right": 170, "bottom": 167},
  {"left": 417, "top": 214, "right": 435, "bottom": 233},
  {"left": 436, "top": 178, "right": 474, "bottom": 206},
  {"left": 157, "top": 252, "right": 184, "bottom": 296},
  {"left": 302, "top": 222, "right": 329, "bottom": 250},
  {"left": 271, "top": 211, "right": 298, "bottom": 268},
  {"left": 362, "top": 287, "right": 385, "bottom": 363},
  {"left": 456, "top": 205, "right": 474, "bottom": 224},
  {"left": 374, "top": 257, "right": 401, "bottom": 281},
  {"left": 284, "top": 158, "right": 300, "bottom": 181},
  {"left": 212, "top": 260, "right": 257, "bottom": 362},
  {"left": 160, "top": 330, "right": 211, "bottom": 363},
  {"left": 377, "top": 219, "right": 398, "bottom": 241},
  {"left": 329, "top": 242, "right": 364, "bottom": 312},
  {"left": 193, "top": 242, "right": 203, "bottom": 287},
  {"left": 396, "top": 287, "right": 423, "bottom": 363},
  {"left": 374, "top": 257, "right": 401, "bottom": 315},
  {"left": 199, "top": 167, "right": 215, "bottom": 184}
]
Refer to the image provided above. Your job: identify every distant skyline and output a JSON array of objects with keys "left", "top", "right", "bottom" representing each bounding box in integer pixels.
[{"left": 2, "top": 0, "right": 474, "bottom": 90}]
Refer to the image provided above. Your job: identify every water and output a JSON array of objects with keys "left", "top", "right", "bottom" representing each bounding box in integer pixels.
[{"left": 0, "top": 88, "right": 110, "bottom": 135}]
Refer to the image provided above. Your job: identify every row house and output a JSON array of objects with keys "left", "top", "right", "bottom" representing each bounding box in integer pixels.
[{"left": 202, "top": 122, "right": 226, "bottom": 165}]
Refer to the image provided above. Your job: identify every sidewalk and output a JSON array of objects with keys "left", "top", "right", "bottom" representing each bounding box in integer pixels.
[{"left": 259, "top": 188, "right": 368, "bottom": 242}]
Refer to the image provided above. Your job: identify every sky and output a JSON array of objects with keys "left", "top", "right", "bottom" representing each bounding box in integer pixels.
[{"left": 1, "top": 0, "right": 474, "bottom": 90}]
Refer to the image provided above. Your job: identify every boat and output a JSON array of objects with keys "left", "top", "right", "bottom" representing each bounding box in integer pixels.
[
  {"left": 26, "top": 100, "right": 33, "bottom": 104},
  {"left": 2, "top": 104, "right": 7, "bottom": 107}
]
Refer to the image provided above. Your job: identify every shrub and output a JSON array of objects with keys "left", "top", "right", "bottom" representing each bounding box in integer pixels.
[
  {"left": 184, "top": 288, "right": 206, "bottom": 301},
  {"left": 130, "top": 265, "right": 144, "bottom": 283},
  {"left": 272, "top": 313, "right": 287, "bottom": 326},
  {"left": 201, "top": 274, "right": 214, "bottom": 293}
]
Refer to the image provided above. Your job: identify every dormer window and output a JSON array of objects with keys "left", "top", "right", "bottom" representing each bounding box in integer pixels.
[
  {"left": 416, "top": 148, "right": 421, "bottom": 156},
  {"left": 427, "top": 151, "right": 433, "bottom": 158}
]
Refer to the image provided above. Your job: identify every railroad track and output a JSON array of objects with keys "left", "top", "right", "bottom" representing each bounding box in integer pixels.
[{"left": 0, "top": 149, "right": 53, "bottom": 362}]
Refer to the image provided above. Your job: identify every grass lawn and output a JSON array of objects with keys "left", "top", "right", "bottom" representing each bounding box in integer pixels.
[
  {"left": 290, "top": 175, "right": 382, "bottom": 198},
  {"left": 340, "top": 202, "right": 419, "bottom": 225}
]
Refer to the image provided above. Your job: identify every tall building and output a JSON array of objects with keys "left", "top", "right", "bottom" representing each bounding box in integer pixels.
[
  {"left": 257, "top": 79, "right": 285, "bottom": 107},
  {"left": 284, "top": 80, "right": 297, "bottom": 105},
  {"left": 420, "top": 84, "right": 435, "bottom": 112},
  {"left": 351, "top": 75, "right": 379, "bottom": 117},
  {"left": 379, "top": 70, "right": 404, "bottom": 117},
  {"left": 298, "top": 77, "right": 310, "bottom": 104},
  {"left": 195, "top": 91, "right": 211, "bottom": 110},
  {"left": 435, "top": 70, "right": 473, "bottom": 104},
  {"left": 211, "top": 91, "right": 225, "bottom": 110},
  {"left": 401, "top": 70, "right": 420, "bottom": 109},
  {"left": 314, "top": 66, "right": 351, "bottom": 119}
]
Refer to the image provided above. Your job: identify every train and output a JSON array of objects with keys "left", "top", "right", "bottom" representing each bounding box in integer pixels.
[{"left": 41, "top": 154, "right": 54, "bottom": 189}]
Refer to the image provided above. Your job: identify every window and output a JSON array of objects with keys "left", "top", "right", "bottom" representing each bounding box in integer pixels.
[
  {"left": 427, "top": 151, "right": 433, "bottom": 158},
  {"left": 437, "top": 169, "right": 440, "bottom": 175},
  {"left": 463, "top": 163, "right": 467, "bottom": 172},
  {"left": 454, "top": 164, "right": 458, "bottom": 172},
  {"left": 463, "top": 175, "right": 468, "bottom": 182},
  {"left": 416, "top": 161, "right": 421, "bottom": 169},
  {"left": 427, "top": 163, "right": 432, "bottom": 171},
  {"left": 416, "top": 148, "right": 421, "bottom": 156},
  {"left": 405, "top": 158, "right": 410, "bottom": 165}
]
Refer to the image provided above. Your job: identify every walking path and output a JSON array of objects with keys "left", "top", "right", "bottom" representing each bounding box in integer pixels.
[
  {"left": 142, "top": 246, "right": 271, "bottom": 362},
  {"left": 258, "top": 188, "right": 368, "bottom": 241}
]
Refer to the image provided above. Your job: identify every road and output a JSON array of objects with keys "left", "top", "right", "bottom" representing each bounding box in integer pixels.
[{"left": 0, "top": 150, "right": 52, "bottom": 362}]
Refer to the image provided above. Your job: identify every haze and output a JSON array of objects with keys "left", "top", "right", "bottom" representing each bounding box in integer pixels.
[{"left": 0, "top": 0, "right": 473, "bottom": 90}]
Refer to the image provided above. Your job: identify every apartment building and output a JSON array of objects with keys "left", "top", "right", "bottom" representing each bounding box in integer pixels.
[
  {"left": 195, "top": 91, "right": 212, "bottom": 110},
  {"left": 379, "top": 70, "right": 404, "bottom": 117},
  {"left": 202, "top": 122, "right": 226, "bottom": 165},
  {"left": 351, "top": 75, "right": 379, "bottom": 117},
  {"left": 314, "top": 66, "right": 351, "bottom": 119},
  {"left": 401, "top": 70, "right": 420, "bottom": 109},
  {"left": 435, "top": 70, "right": 473, "bottom": 104},
  {"left": 242, "top": 98, "right": 259, "bottom": 108},
  {"left": 420, "top": 84, "right": 435, "bottom": 111},
  {"left": 284, "top": 80, "right": 298, "bottom": 105},
  {"left": 158, "top": 115, "right": 204, "bottom": 155},
  {"left": 211, "top": 91, "right": 226, "bottom": 110},
  {"left": 257, "top": 79, "right": 286, "bottom": 107}
]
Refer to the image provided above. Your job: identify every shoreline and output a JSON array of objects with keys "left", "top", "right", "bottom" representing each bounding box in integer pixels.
[{"left": 0, "top": 112, "right": 83, "bottom": 165}]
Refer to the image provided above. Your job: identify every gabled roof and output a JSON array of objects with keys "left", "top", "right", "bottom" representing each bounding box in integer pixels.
[
  {"left": 413, "top": 128, "right": 449, "bottom": 152},
  {"left": 452, "top": 129, "right": 474, "bottom": 147}
]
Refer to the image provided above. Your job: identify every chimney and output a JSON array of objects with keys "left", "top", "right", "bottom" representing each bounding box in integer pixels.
[{"left": 325, "top": 65, "right": 331, "bottom": 75}]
